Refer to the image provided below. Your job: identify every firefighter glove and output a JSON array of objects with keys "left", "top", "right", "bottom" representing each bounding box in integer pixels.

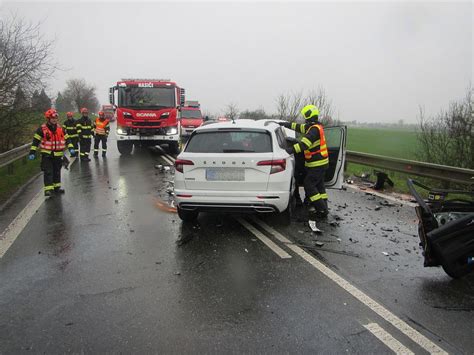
[
  {"left": 285, "top": 147, "right": 293, "bottom": 155},
  {"left": 69, "top": 148, "right": 76, "bottom": 156},
  {"left": 279, "top": 121, "right": 291, "bottom": 128},
  {"left": 28, "top": 154, "right": 36, "bottom": 160}
]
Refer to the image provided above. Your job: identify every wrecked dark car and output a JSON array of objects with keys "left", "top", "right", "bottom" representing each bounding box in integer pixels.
[{"left": 408, "top": 179, "right": 474, "bottom": 279}]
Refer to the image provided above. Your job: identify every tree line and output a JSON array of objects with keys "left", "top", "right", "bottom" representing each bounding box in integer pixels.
[{"left": 0, "top": 15, "right": 99, "bottom": 152}]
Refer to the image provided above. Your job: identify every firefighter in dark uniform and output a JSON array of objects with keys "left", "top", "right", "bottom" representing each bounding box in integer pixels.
[
  {"left": 63, "top": 111, "right": 78, "bottom": 155},
  {"left": 93, "top": 111, "right": 110, "bottom": 157},
  {"left": 279, "top": 105, "right": 329, "bottom": 218},
  {"left": 77, "top": 107, "right": 93, "bottom": 161},
  {"left": 28, "top": 109, "right": 75, "bottom": 196}
]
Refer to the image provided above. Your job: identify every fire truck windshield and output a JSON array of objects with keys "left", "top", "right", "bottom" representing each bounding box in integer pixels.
[
  {"left": 181, "top": 109, "right": 202, "bottom": 118},
  {"left": 118, "top": 86, "right": 175, "bottom": 109}
]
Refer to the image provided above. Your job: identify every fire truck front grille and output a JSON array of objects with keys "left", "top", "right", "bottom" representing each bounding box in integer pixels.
[{"left": 133, "top": 121, "right": 161, "bottom": 127}]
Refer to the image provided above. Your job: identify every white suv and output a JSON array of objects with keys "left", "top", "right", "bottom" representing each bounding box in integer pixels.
[{"left": 174, "top": 119, "right": 346, "bottom": 222}]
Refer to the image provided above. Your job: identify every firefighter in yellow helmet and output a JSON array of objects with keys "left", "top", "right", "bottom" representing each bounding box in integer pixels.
[{"left": 279, "top": 105, "right": 329, "bottom": 218}]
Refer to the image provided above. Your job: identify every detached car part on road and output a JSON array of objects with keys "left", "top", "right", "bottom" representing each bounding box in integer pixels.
[
  {"left": 408, "top": 179, "right": 474, "bottom": 278},
  {"left": 174, "top": 119, "right": 346, "bottom": 224}
]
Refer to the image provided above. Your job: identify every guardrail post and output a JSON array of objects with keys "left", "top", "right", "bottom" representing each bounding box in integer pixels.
[{"left": 6, "top": 161, "right": 14, "bottom": 175}]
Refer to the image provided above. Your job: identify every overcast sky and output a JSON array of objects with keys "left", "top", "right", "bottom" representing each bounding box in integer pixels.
[{"left": 1, "top": 0, "right": 472, "bottom": 122}]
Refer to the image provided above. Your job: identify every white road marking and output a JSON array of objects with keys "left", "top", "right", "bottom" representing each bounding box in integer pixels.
[
  {"left": 251, "top": 217, "right": 447, "bottom": 355},
  {"left": 0, "top": 155, "right": 77, "bottom": 258},
  {"left": 237, "top": 218, "right": 292, "bottom": 259},
  {"left": 364, "top": 323, "right": 415, "bottom": 355},
  {"left": 155, "top": 146, "right": 176, "bottom": 165},
  {"left": 346, "top": 184, "right": 417, "bottom": 207},
  {"left": 161, "top": 154, "right": 175, "bottom": 166},
  {"left": 0, "top": 190, "right": 44, "bottom": 258}
]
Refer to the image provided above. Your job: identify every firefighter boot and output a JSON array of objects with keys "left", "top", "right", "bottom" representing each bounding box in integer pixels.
[
  {"left": 54, "top": 188, "right": 65, "bottom": 194},
  {"left": 102, "top": 151, "right": 106, "bottom": 157},
  {"left": 44, "top": 191, "right": 53, "bottom": 197}
]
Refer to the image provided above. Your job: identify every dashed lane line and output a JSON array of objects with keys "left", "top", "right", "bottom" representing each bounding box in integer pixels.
[
  {"left": 250, "top": 217, "right": 447, "bottom": 355},
  {"left": 162, "top": 151, "right": 444, "bottom": 353},
  {"left": 237, "top": 218, "right": 292, "bottom": 259},
  {"left": 0, "top": 156, "right": 77, "bottom": 259},
  {"left": 364, "top": 323, "right": 415, "bottom": 355}
]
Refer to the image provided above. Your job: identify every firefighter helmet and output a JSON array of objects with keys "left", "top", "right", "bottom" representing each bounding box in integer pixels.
[
  {"left": 44, "top": 109, "right": 58, "bottom": 120},
  {"left": 66, "top": 111, "right": 73, "bottom": 118},
  {"left": 98, "top": 111, "right": 105, "bottom": 118},
  {"left": 301, "top": 105, "right": 319, "bottom": 120},
  {"left": 80, "top": 107, "right": 89, "bottom": 114}
]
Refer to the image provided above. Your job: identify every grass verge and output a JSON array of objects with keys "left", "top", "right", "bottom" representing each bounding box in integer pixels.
[{"left": 0, "top": 158, "right": 41, "bottom": 205}]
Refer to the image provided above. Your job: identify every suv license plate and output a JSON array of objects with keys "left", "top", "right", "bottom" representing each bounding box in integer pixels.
[{"left": 206, "top": 168, "right": 244, "bottom": 181}]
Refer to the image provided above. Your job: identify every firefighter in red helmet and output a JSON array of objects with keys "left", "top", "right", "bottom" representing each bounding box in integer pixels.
[
  {"left": 93, "top": 111, "right": 110, "bottom": 157},
  {"left": 76, "top": 107, "right": 93, "bottom": 161},
  {"left": 63, "top": 112, "right": 78, "bottom": 155},
  {"left": 28, "top": 109, "right": 75, "bottom": 196}
]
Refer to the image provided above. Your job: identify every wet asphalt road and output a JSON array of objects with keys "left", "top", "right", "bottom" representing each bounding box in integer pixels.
[{"left": 0, "top": 130, "right": 473, "bottom": 354}]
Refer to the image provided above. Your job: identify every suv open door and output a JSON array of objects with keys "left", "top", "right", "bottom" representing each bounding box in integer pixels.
[{"left": 324, "top": 126, "right": 347, "bottom": 189}]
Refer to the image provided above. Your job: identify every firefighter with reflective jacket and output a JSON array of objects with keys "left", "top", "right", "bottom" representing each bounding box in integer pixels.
[
  {"left": 279, "top": 105, "right": 329, "bottom": 218},
  {"left": 93, "top": 111, "right": 110, "bottom": 157},
  {"left": 28, "top": 109, "right": 75, "bottom": 196},
  {"left": 76, "top": 107, "right": 93, "bottom": 161},
  {"left": 63, "top": 112, "right": 78, "bottom": 155}
]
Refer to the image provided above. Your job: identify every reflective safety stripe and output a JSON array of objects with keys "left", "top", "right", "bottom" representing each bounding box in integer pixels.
[
  {"left": 81, "top": 135, "right": 93, "bottom": 138},
  {"left": 294, "top": 144, "right": 302, "bottom": 154},
  {"left": 300, "top": 125, "right": 305, "bottom": 134},
  {"left": 53, "top": 151, "right": 64, "bottom": 157},
  {"left": 301, "top": 137, "right": 312, "bottom": 148},
  {"left": 291, "top": 122, "right": 297, "bottom": 130},
  {"left": 30, "top": 146, "right": 37, "bottom": 151},
  {"left": 44, "top": 185, "right": 55, "bottom": 191},
  {"left": 34, "top": 133, "right": 42, "bottom": 140},
  {"left": 321, "top": 193, "right": 328, "bottom": 199},
  {"left": 305, "top": 157, "right": 329, "bottom": 167},
  {"left": 94, "top": 149, "right": 99, "bottom": 152},
  {"left": 309, "top": 193, "right": 322, "bottom": 202},
  {"left": 53, "top": 183, "right": 61, "bottom": 188},
  {"left": 80, "top": 152, "right": 85, "bottom": 156}
]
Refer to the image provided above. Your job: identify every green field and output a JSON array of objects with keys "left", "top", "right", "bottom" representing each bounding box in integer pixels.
[
  {"left": 347, "top": 127, "right": 420, "bottom": 159},
  {"left": 345, "top": 127, "right": 426, "bottom": 194}
]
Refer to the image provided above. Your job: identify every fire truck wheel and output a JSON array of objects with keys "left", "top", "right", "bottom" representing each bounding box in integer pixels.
[{"left": 117, "top": 141, "right": 133, "bottom": 155}]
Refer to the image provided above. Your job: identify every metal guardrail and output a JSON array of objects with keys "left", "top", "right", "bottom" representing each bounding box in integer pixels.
[
  {"left": 0, "top": 143, "right": 31, "bottom": 169},
  {"left": 1, "top": 144, "right": 473, "bottom": 185},
  {"left": 346, "top": 150, "right": 474, "bottom": 185}
]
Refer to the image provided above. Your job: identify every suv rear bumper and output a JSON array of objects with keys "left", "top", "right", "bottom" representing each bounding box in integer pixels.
[{"left": 174, "top": 189, "right": 290, "bottom": 213}]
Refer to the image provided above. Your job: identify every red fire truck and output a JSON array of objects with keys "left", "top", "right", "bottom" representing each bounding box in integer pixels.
[
  {"left": 181, "top": 100, "right": 203, "bottom": 137},
  {"left": 109, "top": 78, "right": 185, "bottom": 155}
]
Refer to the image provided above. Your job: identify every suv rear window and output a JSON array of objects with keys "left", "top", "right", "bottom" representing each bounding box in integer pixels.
[{"left": 185, "top": 130, "right": 272, "bottom": 153}]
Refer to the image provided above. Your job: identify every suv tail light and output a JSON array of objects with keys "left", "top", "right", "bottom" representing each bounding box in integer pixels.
[
  {"left": 175, "top": 159, "right": 194, "bottom": 173},
  {"left": 257, "top": 159, "right": 286, "bottom": 174}
]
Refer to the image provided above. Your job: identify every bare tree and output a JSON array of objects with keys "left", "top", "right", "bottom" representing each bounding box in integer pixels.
[
  {"left": 63, "top": 78, "right": 100, "bottom": 112},
  {"left": 0, "top": 15, "right": 58, "bottom": 151},
  {"left": 305, "top": 87, "right": 335, "bottom": 125},
  {"left": 224, "top": 103, "right": 239, "bottom": 121},
  {"left": 417, "top": 86, "right": 473, "bottom": 169},
  {"left": 275, "top": 88, "right": 336, "bottom": 124},
  {"left": 275, "top": 94, "right": 289, "bottom": 120},
  {"left": 0, "top": 15, "right": 57, "bottom": 104}
]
